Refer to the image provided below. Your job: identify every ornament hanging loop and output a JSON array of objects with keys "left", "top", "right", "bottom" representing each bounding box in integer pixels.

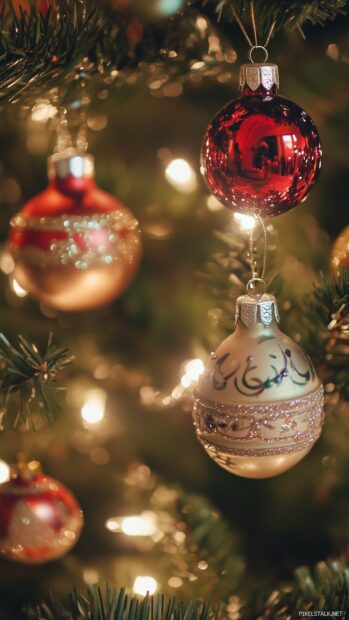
[
  {"left": 248, "top": 45, "right": 268, "bottom": 64},
  {"left": 246, "top": 277, "right": 267, "bottom": 298}
]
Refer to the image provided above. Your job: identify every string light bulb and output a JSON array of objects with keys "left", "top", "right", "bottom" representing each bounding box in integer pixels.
[
  {"left": 105, "top": 511, "right": 158, "bottom": 537},
  {"left": 180, "top": 358, "right": 204, "bottom": 388},
  {"left": 133, "top": 576, "right": 158, "bottom": 596},
  {"left": 233, "top": 212, "right": 256, "bottom": 232},
  {"left": 165, "top": 158, "right": 197, "bottom": 193},
  {"left": 0, "top": 461, "right": 10, "bottom": 484},
  {"left": 81, "top": 389, "right": 106, "bottom": 425},
  {"left": 11, "top": 277, "right": 28, "bottom": 297}
]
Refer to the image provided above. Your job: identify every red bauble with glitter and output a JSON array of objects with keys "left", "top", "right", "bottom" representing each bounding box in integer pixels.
[
  {"left": 0, "top": 458, "right": 83, "bottom": 564},
  {"left": 9, "top": 150, "right": 141, "bottom": 311},
  {"left": 201, "top": 62, "right": 322, "bottom": 217},
  {"left": 0, "top": 0, "right": 51, "bottom": 17}
]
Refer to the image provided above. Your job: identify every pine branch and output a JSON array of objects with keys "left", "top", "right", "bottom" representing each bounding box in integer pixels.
[
  {"left": 24, "top": 558, "right": 349, "bottom": 620},
  {"left": 209, "top": 0, "right": 348, "bottom": 37},
  {"left": 26, "top": 586, "right": 218, "bottom": 620},
  {"left": 0, "top": 332, "right": 73, "bottom": 430},
  {"left": 0, "top": 1, "right": 228, "bottom": 106},
  {"left": 0, "top": 0, "right": 128, "bottom": 105},
  {"left": 2, "top": 0, "right": 347, "bottom": 107},
  {"left": 259, "top": 559, "right": 349, "bottom": 618},
  {"left": 23, "top": 484, "right": 242, "bottom": 618},
  {"left": 302, "top": 269, "right": 349, "bottom": 401},
  {"left": 149, "top": 485, "right": 243, "bottom": 600}
]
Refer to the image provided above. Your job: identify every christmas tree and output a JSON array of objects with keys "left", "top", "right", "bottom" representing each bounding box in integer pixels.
[{"left": 0, "top": 1, "right": 348, "bottom": 618}]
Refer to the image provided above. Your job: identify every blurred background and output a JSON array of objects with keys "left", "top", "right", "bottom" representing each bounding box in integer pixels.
[{"left": 0, "top": 0, "right": 349, "bottom": 617}]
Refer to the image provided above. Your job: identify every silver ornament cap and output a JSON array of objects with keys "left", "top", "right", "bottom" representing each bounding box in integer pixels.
[
  {"left": 235, "top": 293, "right": 280, "bottom": 327},
  {"left": 239, "top": 63, "right": 279, "bottom": 92},
  {"left": 48, "top": 149, "right": 95, "bottom": 181}
]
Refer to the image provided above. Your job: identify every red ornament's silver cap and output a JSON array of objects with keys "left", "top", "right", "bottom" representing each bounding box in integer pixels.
[
  {"left": 239, "top": 63, "right": 279, "bottom": 92},
  {"left": 235, "top": 293, "right": 280, "bottom": 327},
  {"left": 48, "top": 150, "right": 95, "bottom": 181},
  {"left": 10, "top": 454, "right": 42, "bottom": 481}
]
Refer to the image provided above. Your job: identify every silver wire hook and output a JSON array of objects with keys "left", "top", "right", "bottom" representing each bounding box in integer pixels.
[{"left": 248, "top": 45, "right": 268, "bottom": 63}]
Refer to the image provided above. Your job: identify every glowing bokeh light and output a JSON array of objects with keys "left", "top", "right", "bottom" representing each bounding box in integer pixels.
[
  {"left": 31, "top": 100, "right": 57, "bottom": 122},
  {"left": 233, "top": 212, "right": 256, "bottom": 231},
  {"left": 180, "top": 358, "right": 204, "bottom": 388},
  {"left": 165, "top": 158, "right": 197, "bottom": 193},
  {"left": 0, "top": 460, "right": 10, "bottom": 484},
  {"left": 11, "top": 278, "right": 28, "bottom": 297},
  {"left": 158, "top": 0, "right": 183, "bottom": 16},
  {"left": 81, "top": 389, "right": 106, "bottom": 425},
  {"left": 133, "top": 576, "right": 157, "bottom": 596},
  {"left": 105, "top": 511, "right": 158, "bottom": 537}
]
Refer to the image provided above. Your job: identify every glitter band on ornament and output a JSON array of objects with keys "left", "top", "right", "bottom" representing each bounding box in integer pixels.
[
  {"left": 9, "top": 212, "right": 140, "bottom": 269},
  {"left": 193, "top": 384, "right": 324, "bottom": 455}
]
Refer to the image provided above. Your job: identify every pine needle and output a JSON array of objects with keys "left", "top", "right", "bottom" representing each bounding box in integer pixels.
[{"left": 0, "top": 332, "right": 73, "bottom": 430}]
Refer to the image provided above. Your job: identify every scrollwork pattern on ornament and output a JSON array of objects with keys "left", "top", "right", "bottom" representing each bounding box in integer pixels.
[{"left": 212, "top": 345, "right": 316, "bottom": 396}]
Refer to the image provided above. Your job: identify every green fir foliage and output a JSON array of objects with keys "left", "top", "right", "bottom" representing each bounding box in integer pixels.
[
  {"left": 210, "top": 0, "right": 348, "bottom": 36},
  {"left": 0, "top": 332, "right": 73, "bottom": 430},
  {"left": 26, "top": 586, "right": 219, "bottom": 620}
]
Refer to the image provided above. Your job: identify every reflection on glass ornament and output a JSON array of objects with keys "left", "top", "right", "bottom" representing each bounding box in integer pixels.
[
  {"left": 192, "top": 294, "right": 325, "bottom": 478},
  {"left": 0, "top": 457, "right": 83, "bottom": 564},
  {"left": 9, "top": 150, "right": 141, "bottom": 311},
  {"left": 201, "top": 60, "right": 322, "bottom": 217}
]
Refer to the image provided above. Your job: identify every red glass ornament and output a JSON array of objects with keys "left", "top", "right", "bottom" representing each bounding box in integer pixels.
[
  {"left": 0, "top": 462, "right": 83, "bottom": 564},
  {"left": 9, "top": 151, "right": 141, "bottom": 311},
  {"left": 0, "top": 0, "right": 51, "bottom": 16},
  {"left": 201, "top": 63, "right": 322, "bottom": 217}
]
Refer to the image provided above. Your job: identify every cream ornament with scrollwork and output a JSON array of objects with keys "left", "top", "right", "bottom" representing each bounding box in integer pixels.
[{"left": 192, "top": 294, "right": 324, "bottom": 479}]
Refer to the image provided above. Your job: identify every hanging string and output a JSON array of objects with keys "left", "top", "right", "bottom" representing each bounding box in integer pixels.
[
  {"left": 230, "top": 1, "right": 276, "bottom": 53},
  {"left": 250, "top": 0, "right": 258, "bottom": 46},
  {"left": 75, "top": 78, "right": 89, "bottom": 153},
  {"left": 229, "top": 1, "right": 273, "bottom": 296},
  {"left": 249, "top": 223, "right": 257, "bottom": 279},
  {"left": 55, "top": 105, "right": 73, "bottom": 154},
  {"left": 258, "top": 215, "right": 267, "bottom": 281},
  {"left": 264, "top": 20, "right": 276, "bottom": 48},
  {"left": 230, "top": 3, "right": 254, "bottom": 48},
  {"left": 247, "top": 216, "right": 268, "bottom": 296}
]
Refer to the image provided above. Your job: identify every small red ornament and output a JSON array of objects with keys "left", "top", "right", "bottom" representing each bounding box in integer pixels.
[
  {"left": 1, "top": 0, "right": 51, "bottom": 17},
  {"left": 201, "top": 60, "right": 322, "bottom": 217},
  {"left": 9, "top": 150, "right": 141, "bottom": 311},
  {"left": 0, "top": 457, "right": 83, "bottom": 564}
]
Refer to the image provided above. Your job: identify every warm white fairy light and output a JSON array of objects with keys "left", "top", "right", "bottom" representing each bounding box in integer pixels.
[
  {"left": 83, "top": 568, "right": 100, "bottom": 585},
  {"left": 180, "top": 358, "right": 204, "bottom": 388},
  {"left": 165, "top": 158, "right": 197, "bottom": 193},
  {"left": 11, "top": 278, "right": 28, "bottom": 297},
  {"left": 233, "top": 212, "right": 256, "bottom": 232},
  {"left": 0, "top": 460, "right": 10, "bottom": 484},
  {"left": 31, "top": 100, "right": 57, "bottom": 122},
  {"left": 140, "top": 358, "right": 205, "bottom": 409},
  {"left": 133, "top": 576, "right": 158, "bottom": 596},
  {"left": 105, "top": 511, "right": 158, "bottom": 537},
  {"left": 81, "top": 389, "right": 106, "bottom": 425},
  {"left": 0, "top": 251, "right": 14, "bottom": 275}
]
